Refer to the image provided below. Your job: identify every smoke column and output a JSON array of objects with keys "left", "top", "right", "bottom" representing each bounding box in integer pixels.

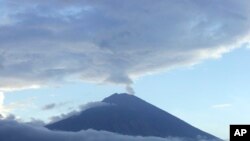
[{"left": 126, "top": 85, "right": 135, "bottom": 95}]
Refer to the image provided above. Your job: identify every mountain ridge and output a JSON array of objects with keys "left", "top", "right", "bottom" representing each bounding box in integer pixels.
[{"left": 46, "top": 93, "right": 221, "bottom": 140}]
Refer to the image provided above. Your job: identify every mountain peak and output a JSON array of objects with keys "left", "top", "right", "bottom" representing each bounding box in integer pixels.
[
  {"left": 102, "top": 93, "right": 148, "bottom": 109},
  {"left": 47, "top": 93, "right": 221, "bottom": 140},
  {"left": 106, "top": 93, "right": 132, "bottom": 97},
  {"left": 102, "top": 93, "right": 134, "bottom": 103}
]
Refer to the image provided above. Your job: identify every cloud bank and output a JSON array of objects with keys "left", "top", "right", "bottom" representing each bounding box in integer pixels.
[
  {"left": 49, "top": 101, "right": 111, "bottom": 123},
  {"left": 0, "top": 120, "right": 220, "bottom": 141},
  {"left": 0, "top": 0, "right": 250, "bottom": 91}
]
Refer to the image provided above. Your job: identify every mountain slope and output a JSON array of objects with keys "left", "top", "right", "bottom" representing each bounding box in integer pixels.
[{"left": 46, "top": 93, "right": 220, "bottom": 140}]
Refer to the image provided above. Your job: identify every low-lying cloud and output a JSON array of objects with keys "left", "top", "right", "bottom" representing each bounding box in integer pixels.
[
  {"left": 42, "top": 102, "right": 69, "bottom": 111},
  {"left": 0, "top": 119, "right": 221, "bottom": 141},
  {"left": 42, "top": 103, "right": 57, "bottom": 111},
  {"left": 49, "top": 101, "right": 111, "bottom": 123},
  {"left": 0, "top": 0, "right": 250, "bottom": 92}
]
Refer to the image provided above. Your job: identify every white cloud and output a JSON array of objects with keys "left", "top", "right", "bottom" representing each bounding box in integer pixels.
[
  {"left": 212, "top": 104, "right": 232, "bottom": 109},
  {"left": 79, "top": 101, "right": 111, "bottom": 111},
  {"left": 49, "top": 101, "right": 111, "bottom": 123},
  {"left": 0, "top": 92, "right": 3, "bottom": 105},
  {"left": 0, "top": 92, "right": 8, "bottom": 117},
  {"left": 0, "top": 119, "right": 220, "bottom": 141},
  {"left": 0, "top": 0, "right": 250, "bottom": 92},
  {"left": 0, "top": 92, "right": 34, "bottom": 117}
]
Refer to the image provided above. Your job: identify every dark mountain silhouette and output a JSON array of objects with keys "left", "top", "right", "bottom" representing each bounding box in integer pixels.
[{"left": 46, "top": 93, "right": 221, "bottom": 140}]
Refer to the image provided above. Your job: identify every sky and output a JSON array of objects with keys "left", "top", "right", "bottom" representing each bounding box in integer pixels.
[{"left": 0, "top": 0, "right": 250, "bottom": 140}]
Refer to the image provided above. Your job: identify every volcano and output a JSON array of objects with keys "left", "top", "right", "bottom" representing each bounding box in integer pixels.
[{"left": 46, "top": 93, "right": 221, "bottom": 140}]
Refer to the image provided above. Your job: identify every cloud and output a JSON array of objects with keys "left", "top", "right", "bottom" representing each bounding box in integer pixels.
[
  {"left": 49, "top": 101, "right": 111, "bottom": 123},
  {"left": 0, "top": 92, "right": 4, "bottom": 106},
  {"left": 212, "top": 104, "right": 232, "bottom": 109},
  {"left": 1, "top": 114, "right": 17, "bottom": 120},
  {"left": 41, "top": 102, "right": 68, "bottom": 111},
  {"left": 0, "top": 93, "right": 34, "bottom": 117},
  {"left": 0, "top": 119, "right": 220, "bottom": 141},
  {"left": 0, "top": 0, "right": 250, "bottom": 92},
  {"left": 42, "top": 103, "right": 57, "bottom": 110},
  {"left": 79, "top": 101, "right": 111, "bottom": 111},
  {"left": 0, "top": 92, "right": 8, "bottom": 117},
  {"left": 42, "top": 100, "right": 76, "bottom": 111},
  {"left": 25, "top": 118, "right": 46, "bottom": 127}
]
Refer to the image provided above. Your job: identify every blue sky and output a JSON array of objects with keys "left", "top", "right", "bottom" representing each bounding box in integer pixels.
[
  {"left": 1, "top": 0, "right": 250, "bottom": 140},
  {"left": 3, "top": 47, "right": 250, "bottom": 138}
]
